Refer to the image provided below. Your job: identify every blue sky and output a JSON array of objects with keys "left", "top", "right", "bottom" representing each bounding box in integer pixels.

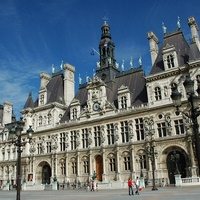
[{"left": 1, "top": 0, "right": 200, "bottom": 120}]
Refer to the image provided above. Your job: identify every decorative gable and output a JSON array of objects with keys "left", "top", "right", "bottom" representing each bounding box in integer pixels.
[
  {"left": 117, "top": 85, "right": 131, "bottom": 109},
  {"left": 162, "top": 44, "right": 178, "bottom": 70},
  {"left": 70, "top": 98, "right": 80, "bottom": 120}
]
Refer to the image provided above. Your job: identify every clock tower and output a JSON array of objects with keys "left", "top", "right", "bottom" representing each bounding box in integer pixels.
[{"left": 96, "top": 20, "right": 120, "bottom": 83}]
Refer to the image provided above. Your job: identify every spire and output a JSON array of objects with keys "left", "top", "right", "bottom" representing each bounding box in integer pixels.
[
  {"left": 23, "top": 92, "right": 34, "bottom": 109},
  {"left": 96, "top": 18, "right": 120, "bottom": 83}
]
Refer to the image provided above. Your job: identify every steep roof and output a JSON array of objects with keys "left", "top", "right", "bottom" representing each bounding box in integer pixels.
[
  {"left": 46, "top": 72, "right": 64, "bottom": 104},
  {"left": 23, "top": 71, "right": 64, "bottom": 108},
  {"left": 150, "top": 30, "right": 190, "bottom": 75},
  {"left": 61, "top": 67, "right": 147, "bottom": 122},
  {"left": 24, "top": 93, "right": 34, "bottom": 109}
]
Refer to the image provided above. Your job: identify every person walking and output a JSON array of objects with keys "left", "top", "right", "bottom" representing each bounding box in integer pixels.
[
  {"left": 128, "top": 177, "right": 134, "bottom": 195},
  {"left": 135, "top": 177, "right": 140, "bottom": 195},
  {"left": 91, "top": 181, "right": 94, "bottom": 191}
]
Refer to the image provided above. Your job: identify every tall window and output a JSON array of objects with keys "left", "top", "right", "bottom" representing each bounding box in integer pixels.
[
  {"left": 40, "top": 94, "right": 44, "bottom": 105},
  {"left": 123, "top": 156, "right": 131, "bottom": 170},
  {"left": 46, "top": 142, "right": 51, "bottom": 153},
  {"left": 157, "top": 122, "right": 167, "bottom": 137},
  {"left": 120, "top": 121, "right": 129, "bottom": 143},
  {"left": 60, "top": 161, "right": 66, "bottom": 175},
  {"left": 107, "top": 123, "right": 114, "bottom": 145},
  {"left": 155, "top": 87, "right": 162, "bottom": 101},
  {"left": 47, "top": 114, "right": 51, "bottom": 125},
  {"left": 83, "top": 160, "right": 89, "bottom": 173},
  {"left": 37, "top": 143, "right": 43, "bottom": 154},
  {"left": 72, "top": 108, "right": 77, "bottom": 119},
  {"left": 135, "top": 118, "right": 144, "bottom": 140},
  {"left": 109, "top": 158, "right": 116, "bottom": 171},
  {"left": 39, "top": 116, "right": 42, "bottom": 126},
  {"left": 167, "top": 54, "right": 175, "bottom": 68},
  {"left": 82, "top": 128, "right": 89, "bottom": 149},
  {"left": 121, "top": 96, "right": 127, "bottom": 109},
  {"left": 174, "top": 119, "right": 185, "bottom": 135},
  {"left": 94, "top": 126, "right": 101, "bottom": 147},
  {"left": 71, "top": 160, "right": 77, "bottom": 174},
  {"left": 70, "top": 131, "right": 77, "bottom": 150},
  {"left": 60, "top": 133, "right": 66, "bottom": 151}
]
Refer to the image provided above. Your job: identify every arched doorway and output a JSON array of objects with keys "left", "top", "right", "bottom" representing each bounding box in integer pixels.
[
  {"left": 42, "top": 164, "right": 51, "bottom": 184},
  {"left": 95, "top": 155, "right": 103, "bottom": 181},
  {"left": 167, "top": 150, "right": 186, "bottom": 184}
]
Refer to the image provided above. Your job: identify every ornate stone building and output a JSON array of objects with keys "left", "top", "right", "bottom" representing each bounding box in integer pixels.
[{"left": 0, "top": 16, "right": 200, "bottom": 189}]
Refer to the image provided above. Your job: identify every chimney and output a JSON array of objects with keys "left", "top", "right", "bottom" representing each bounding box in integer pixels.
[
  {"left": 40, "top": 72, "right": 51, "bottom": 90},
  {"left": 188, "top": 17, "right": 200, "bottom": 50},
  {"left": 64, "top": 63, "right": 75, "bottom": 106},
  {"left": 2, "top": 101, "right": 13, "bottom": 126},
  {"left": 147, "top": 31, "right": 159, "bottom": 66}
]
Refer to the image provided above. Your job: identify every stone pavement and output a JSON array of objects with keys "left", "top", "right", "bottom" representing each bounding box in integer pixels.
[{"left": 0, "top": 185, "right": 200, "bottom": 200}]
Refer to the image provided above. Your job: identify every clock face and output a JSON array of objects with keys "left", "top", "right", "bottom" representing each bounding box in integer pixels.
[{"left": 93, "top": 102, "right": 100, "bottom": 111}]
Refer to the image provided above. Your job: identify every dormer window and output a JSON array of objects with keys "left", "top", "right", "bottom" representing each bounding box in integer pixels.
[
  {"left": 47, "top": 114, "right": 52, "bottom": 125},
  {"left": 39, "top": 116, "right": 42, "bottom": 126},
  {"left": 162, "top": 44, "right": 178, "bottom": 70},
  {"left": 117, "top": 85, "right": 131, "bottom": 110},
  {"left": 121, "top": 96, "right": 127, "bottom": 109},
  {"left": 167, "top": 54, "right": 175, "bottom": 68},
  {"left": 72, "top": 108, "right": 77, "bottom": 119},
  {"left": 155, "top": 87, "right": 162, "bottom": 100},
  {"left": 40, "top": 94, "right": 44, "bottom": 105}
]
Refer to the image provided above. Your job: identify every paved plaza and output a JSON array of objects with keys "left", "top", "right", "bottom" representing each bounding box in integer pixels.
[{"left": 0, "top": 186, "right": 200, "bottom": 200}]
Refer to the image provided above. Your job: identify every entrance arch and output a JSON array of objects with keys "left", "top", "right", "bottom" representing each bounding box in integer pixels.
[
  {"left": 167, "top": 150, "right": 186, "bottom": 184},
  {"left": 36, "top": 161, "right": 51, "bottom": 184},
  {"left": 95, "top": 155, "right": 103, "bottom": 181},
  {"left": 42, "top": 164, "right": 51, "bottom": 184}
]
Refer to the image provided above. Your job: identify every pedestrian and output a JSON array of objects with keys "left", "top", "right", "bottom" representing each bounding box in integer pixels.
[
  {"left": 91, "top": 181, "right": 94, "bottom": 191},
  {"left": 128, "top": 177, "right": 134, "bottom": 195},
  {"left": 135, "top": 176, "right": 140, "bottom": 195}
]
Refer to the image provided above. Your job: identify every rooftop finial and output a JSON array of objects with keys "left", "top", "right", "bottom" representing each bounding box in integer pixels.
[
  {"left": 102, "top": 9, "right": 108, "bottom": 23},
  {"left": 162, "top": 22, "right": 167, "bottom": 34},
  {"left": 139, "top": 56, "right": 142, "bottom": 66},
  {"left": 130, "top": 57, "right": 133, "bottom": 68},
  {"left": 52, "top": 64, "right": 55, "bottom": 73},
  {"left": 121, "top": 60, "right": 125, "bottom": 71},
  {"left": 177, "top": 16, "right": 181, "bottom": 29},
  {"left": 60, "top": 60, "right": 63, "bottom": 70},
  {"left": 79, "top": 74, "right": 82, "bottom": 85}
]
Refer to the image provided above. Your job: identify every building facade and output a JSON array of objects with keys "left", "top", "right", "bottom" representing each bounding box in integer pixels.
[{"left": 0, "top": 17, "right": 200, "bottom": 189}]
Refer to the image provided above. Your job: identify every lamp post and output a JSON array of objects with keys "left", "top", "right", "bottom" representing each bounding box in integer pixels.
[
  {"left": 139, "top": 155, "right": 144, "bottom": 178},
  {"left": 144, "top": 117, "right": 158, "bottom": 191},
  {"left": 171, "top": 75, "right": 200, "bottom": 175},
  {"left": 5, "top": 120, "right": 34, "bottom": 200}
]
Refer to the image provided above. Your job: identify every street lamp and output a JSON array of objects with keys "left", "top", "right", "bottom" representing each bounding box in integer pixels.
[
  {"left": 139, "top": 155, "right": 144, "bottom": 178},
  {"left": 5, "top": 120, "right": 34, "bottom": 200},
  {"left": 144, "top": 117, "right": 158, "bottom": 191},
  {"left": 146, "top": 142, "right": 158, "bottom": 190},
  {"left": 171, "top": 75, "right": 200, "bottom": 175}
]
